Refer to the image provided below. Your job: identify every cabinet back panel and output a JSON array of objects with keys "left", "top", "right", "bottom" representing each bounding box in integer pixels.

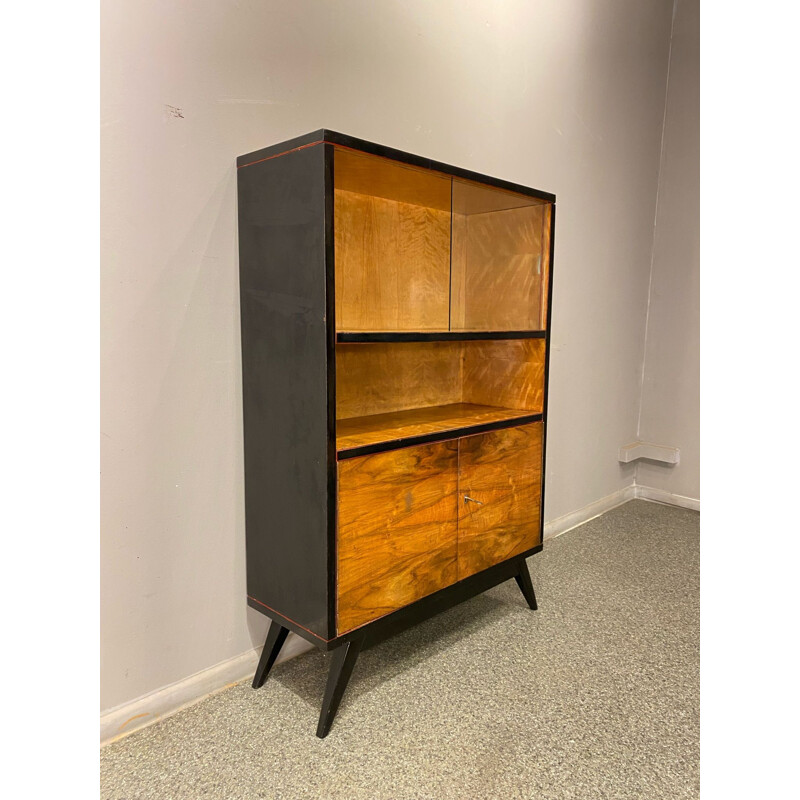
[
  {"left": 337, "top": 441, "right": 459, "bottom": 633},
  {"left": 462, "top": 338, "right": 545, "bottom": 413},
  {"left": 457, "top": 423, "right": 543, "bottom": 580},
  {"left": 334, "top": 147, "right": 451, "bottom": 332},
  {"left": 336, "top": 341, "right": 462, "bottom": 419},
  {"left": 334, "top": 190, "right": 451, "bottom": 331}
]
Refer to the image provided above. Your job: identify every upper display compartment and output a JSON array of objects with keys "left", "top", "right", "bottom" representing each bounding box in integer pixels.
[
  {"left": 333, "top": 145, "right": 553, "bottom": 335},
  {"left": 334, "top": 148, "right": 452, "bottom": 332},
  {"left": 450, "top": 179, "right": 550, "bottom": 332}
]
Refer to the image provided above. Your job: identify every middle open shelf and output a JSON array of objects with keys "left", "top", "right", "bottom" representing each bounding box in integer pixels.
[{"left": 336, "top": 337, "right": 546, "bottom": 459}]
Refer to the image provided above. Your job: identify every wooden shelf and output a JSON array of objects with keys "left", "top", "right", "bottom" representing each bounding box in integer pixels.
[
  {"left": 336, "top": 403, "right": 541, "bottom": 458},
  {"left": 336, "top": 330, "right": 546, "bottom": 343}
]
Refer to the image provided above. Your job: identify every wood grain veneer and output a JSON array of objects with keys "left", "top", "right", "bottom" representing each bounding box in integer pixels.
[
  {"left": 457, "top": 423, "right": 543, "bottom": 580},
  {"left": 462, "top": 338, "right": 546, "bottom": 413},
  {"left": 334, "top": 148, "right": 452, "bottom": 332},
  {"left": 451, "top": 178, "right": 546, "bottom": 215},
  {"left": 334, "top": 147, "right": 451, "bottom": 211},
  {"left": 337, "top": 441, "right": 459, "bottom": 633},
  {"left": 337, "top": 339, "right": 546, "bottom": 423},
  {"left": 450, "top": 188, "right": 548, "bottom": 331},
  {"left": 336, "top": 402, "right": 533, "bottom": 452},
  {"left": 336, "top": 342, "right": 462, "bottom": 419},
  {"left": 334, "top": 190, "right": 451, "bottom": 331},
  {"left": 450, "top": 211, "right": 467, "bottom": 331}
]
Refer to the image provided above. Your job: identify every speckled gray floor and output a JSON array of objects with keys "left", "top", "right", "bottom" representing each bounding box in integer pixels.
[{"left": 101, "top": 500, "right": 699, "bottom": 799}]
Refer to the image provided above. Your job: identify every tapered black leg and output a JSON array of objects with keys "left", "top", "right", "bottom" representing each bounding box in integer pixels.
[
  {"left": 252, "top": 621, "right": 290, "bottom": 689},
  {"left": 316, "top": 637, "right": 363, "bottom": 738},
  {"left": 515, "top": 559, "right": 538, "bottom": 610}
]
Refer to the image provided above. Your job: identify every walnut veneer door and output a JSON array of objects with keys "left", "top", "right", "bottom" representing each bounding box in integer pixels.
[
  {"left": 457, "top": 423, "right": 543, "bottom": 580},
  {"left": 337, "top": 441, "right": 459, "bottom": 633}
]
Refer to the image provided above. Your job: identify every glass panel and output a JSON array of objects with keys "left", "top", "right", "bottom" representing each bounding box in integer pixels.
[{"left": 451, "top": 179, "right": 551, "bottom": 331}]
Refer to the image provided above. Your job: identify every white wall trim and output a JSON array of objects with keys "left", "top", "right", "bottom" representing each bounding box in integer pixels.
[
  {"left": 102, "top": 483, "right": 697, "bottom": 747},
  {"left": 100, "top": 633, "right": 313, "bottom": 746},
  {"left": 618, "top": 440, "right": 680, "bottom": 464},
  {"left": 634, "top": 483, "right": 700, "bottom": 511},
  {"left": 544, "top": 485, "right": 637, "bottom": 540},
  {"left": 543, "top": 482, "right": 699, "bottom": 542}
]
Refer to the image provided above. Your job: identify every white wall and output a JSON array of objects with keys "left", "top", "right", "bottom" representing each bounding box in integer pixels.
[
  {"left": 637, "top": 0, "right": 700, "bottom": 501},
  {"left": 101, "top": 0, "right": 676, "bottom": 713}
]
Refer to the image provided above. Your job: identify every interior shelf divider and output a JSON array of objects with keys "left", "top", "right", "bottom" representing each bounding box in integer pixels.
[{"left": 337, "top": 330, "right": 546, "bottom": 343}]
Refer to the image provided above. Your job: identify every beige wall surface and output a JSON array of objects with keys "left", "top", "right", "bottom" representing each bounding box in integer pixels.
[
  {"left": 101, "top": 0, "right": 677, "bottom": 712},
  {"left": 637, "top": 0, "right": 700, "bottom": 501}
]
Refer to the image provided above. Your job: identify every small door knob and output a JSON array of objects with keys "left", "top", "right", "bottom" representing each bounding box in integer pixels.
[{"left": 464, "top": 495, "right": 483, "bottom": 505}]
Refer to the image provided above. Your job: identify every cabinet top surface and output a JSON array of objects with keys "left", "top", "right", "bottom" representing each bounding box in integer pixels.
[{"left": 236, "top": 129, "right": 556, "bottom": 204}]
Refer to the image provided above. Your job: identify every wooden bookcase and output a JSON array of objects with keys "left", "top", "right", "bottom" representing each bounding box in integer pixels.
[{"left": 237, "top": 130, "right": 555, "bottom": 737}]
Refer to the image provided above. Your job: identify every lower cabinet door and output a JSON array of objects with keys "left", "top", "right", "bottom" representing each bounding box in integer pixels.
[
  {"left": 337, "top": 440, "right": 459, "bottom": 633},
  {"left": 457, "top": 422, "right": 543, "bottom": 580}
]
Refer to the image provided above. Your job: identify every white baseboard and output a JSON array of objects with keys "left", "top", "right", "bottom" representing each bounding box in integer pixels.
[
  {"left": 543, "top": 482, "right": 699, "bottom": 541},
  {"left": 101, "top": 483, "right": 698, "bottom": 747},
  {"left": 543, "top": 485, "right": 637, "bottom": 540},
  {"left": 634, "top": 484, "right": 700, "bottom": 511},
  {"left": 100, "top": 633, "right": 313, "bottom": 746}
]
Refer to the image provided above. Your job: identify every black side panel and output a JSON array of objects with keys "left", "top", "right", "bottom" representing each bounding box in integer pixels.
[
  {"left": 237, "top": 144, "right": 330, "bottom": 639},
  {"left": 237, "top": 130, "right": 325, "bottom": 168}
]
